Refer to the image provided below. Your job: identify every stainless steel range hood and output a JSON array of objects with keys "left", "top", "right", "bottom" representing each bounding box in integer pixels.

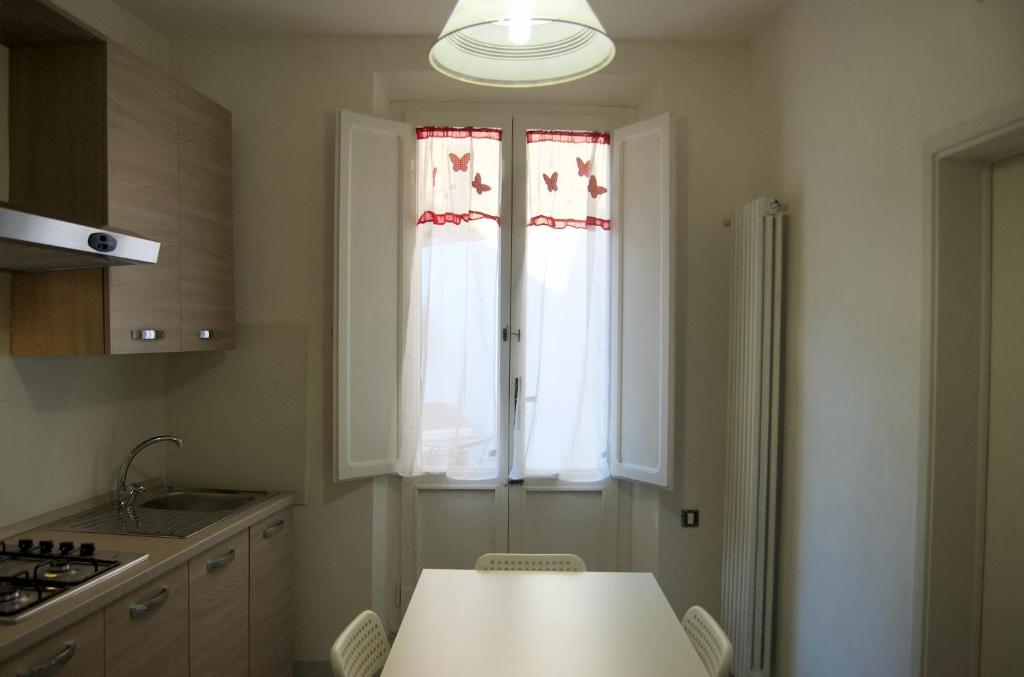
[{"left": 0, "top": 204, "right": 160, "bottom": 272}]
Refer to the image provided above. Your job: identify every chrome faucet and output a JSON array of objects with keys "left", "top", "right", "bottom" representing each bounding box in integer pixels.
[{"left": 118, "top": 435, "right": 183, "bottom": 514}]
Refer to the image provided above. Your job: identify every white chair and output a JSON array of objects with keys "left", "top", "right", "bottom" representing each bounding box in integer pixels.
[
  {"left": 474, "top": 552, "right": 586, "bottom": 572},
  {"left": 330, "top": 610, "right": 390, "bottom": 677},
  {"left": 681, "top": 606, "right": 733, "bottom": 677}
]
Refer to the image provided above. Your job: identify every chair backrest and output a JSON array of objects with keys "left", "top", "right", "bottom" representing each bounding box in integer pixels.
[
  {"left": 474, "top": 552, "right": 586, "bottom": 572},
  {"left": 330, "top": 610, "right": 390, "bottom": 677},
  {"left": 681, "top": 606, "right": 733, "bottom": 677}
]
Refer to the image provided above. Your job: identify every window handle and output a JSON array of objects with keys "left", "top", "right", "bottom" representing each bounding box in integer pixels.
[{"left": 508, "top": 377, "right": 524, "bottom": 484}]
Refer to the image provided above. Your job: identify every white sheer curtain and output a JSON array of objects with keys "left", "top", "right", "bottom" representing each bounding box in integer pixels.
[
  {"left": 399, "top": 127, "right": 502, "bottom": 480},
  {"left": 515, "top": 130, "right": 612, "bottom": 482}
]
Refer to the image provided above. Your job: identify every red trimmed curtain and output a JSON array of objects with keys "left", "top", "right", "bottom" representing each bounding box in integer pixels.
[
  {"left": 416, "top": 126, "right": 502, "bottom": 226},
  {"left": 513, "top": 129, "right": 612, "bottom": 482},
  {"left": 526, "top": 129, "right": 611, "bottom": 230},
  {"left": 404, "top": 127, "right": 502, "bottom": 480}
]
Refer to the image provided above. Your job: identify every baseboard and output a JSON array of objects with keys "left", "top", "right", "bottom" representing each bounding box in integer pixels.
[{"left": 293, "top": 660, "right": 333, "bottom": 677}]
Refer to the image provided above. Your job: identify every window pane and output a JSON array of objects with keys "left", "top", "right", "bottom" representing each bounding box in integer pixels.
[
  {"left": 520, "top": 130, "right": 611, "bottom": 481},
  {"left": 411, "top": 127, "right": 502, "bottom": 480}
]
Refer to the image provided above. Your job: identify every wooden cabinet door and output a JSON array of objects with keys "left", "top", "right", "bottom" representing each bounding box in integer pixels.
[
  {"left": 250, "top": 508, "right": 294, "bottom": 676},
  {"left": 0, "top": 612, "right": 104, "bottom": 677},
  {"left": 179, "top": 84, "right": 235, "bottom": 352},
  {"left": 105, "top": 565, "right": 189, "bottom": 677},
  {"left": 190, "top": 530, "right": 249, "bottom": 677},
  {"left": 106, "top": 42, "right": 182, "bottom": 354}
]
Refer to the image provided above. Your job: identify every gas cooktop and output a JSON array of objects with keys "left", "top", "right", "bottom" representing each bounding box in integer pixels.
[{"left": 0, "top": 539, "right": 148, "bottom": 624}]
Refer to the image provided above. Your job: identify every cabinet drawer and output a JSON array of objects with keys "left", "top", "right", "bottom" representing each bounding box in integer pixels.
[
  {"left": 250, "top": 508, "right": 293, "bottom": 676},
  {"left": 190, "top": 530, "right": 249, "bottom": 677},
  {"left": 105, "top": 564, "right": 189, "bottom": 677},
  {"left": 0, "top": 612, "right": 104, "bottom": 677}
]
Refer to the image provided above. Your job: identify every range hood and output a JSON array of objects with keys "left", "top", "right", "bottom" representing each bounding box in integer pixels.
[{"left": 0, "top": 204, "right": 160, "bottom": 272}]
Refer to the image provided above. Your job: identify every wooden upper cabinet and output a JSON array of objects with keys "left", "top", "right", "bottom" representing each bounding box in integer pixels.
[
  {"left": 8, "top": 39, "right": 235, "bottom": 356},
  {"left": 106, "top": 43, "right": 182, "bottom": 354},
  {"left": 179, "top": 84, "right": 235, "bottom": 351}
]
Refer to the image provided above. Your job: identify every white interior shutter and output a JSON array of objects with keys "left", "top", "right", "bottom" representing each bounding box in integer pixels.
[
  {"left": 334, "top": 110, "right": 413, "bottom": 480},
  {"left": 609, "top": 113, "right": 676, "bottom": 487}
]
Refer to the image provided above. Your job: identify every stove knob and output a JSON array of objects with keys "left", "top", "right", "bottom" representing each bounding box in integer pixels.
[
  {"left": 39, "top": 540, "right": 54, "bottom": 554},
  {"left": 59, "top": 541, "right": 75, "bottom": 555},
  {"left": 79, "top": 542, "right": 96, "bottom": 557},
  {"left": 17, "top": 539, "right": 33, "bottom": 553}
]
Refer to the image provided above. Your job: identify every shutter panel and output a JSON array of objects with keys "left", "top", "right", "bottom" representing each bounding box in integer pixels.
[
  {"left": 609, "top": 113, "right": 676, "bottom": 487},
  {"left": 334, "top": 110, "right": 413, "bottom": 480}
]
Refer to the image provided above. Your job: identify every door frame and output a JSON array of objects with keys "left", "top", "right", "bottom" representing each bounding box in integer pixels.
[{"left": 917, "top": 99, "right": 1024, "bottom": 677}]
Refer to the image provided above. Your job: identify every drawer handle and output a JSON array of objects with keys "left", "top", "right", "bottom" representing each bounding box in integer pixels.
[
  {"left": 262, "top": 519, "right": 286, "bottom": 539},
  {"left": 206, "top": 548, "right": 236, "bottom": 572},
  {"left": 197, "top": 329, "right": 223, "bottom": 340},
  {"left": 131, "top": 329, "right": 165, "bottom": 341},
  {"left": 130, "top": 587, "right": 170, "bottom": 619},
  {"left": 16, "top": 642, "right": 75, "bottom": 677}
]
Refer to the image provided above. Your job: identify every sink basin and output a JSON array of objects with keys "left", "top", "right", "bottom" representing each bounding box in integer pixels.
[
  {"left": 46, "top": 487, "right": 268, "bottom": 538},
  {"left": 140, "top": 491, "right": 252, "bottom": 512}
]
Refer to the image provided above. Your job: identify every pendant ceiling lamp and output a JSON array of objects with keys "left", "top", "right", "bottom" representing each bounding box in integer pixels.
[{"left": 429, "top": 0, "right": 615, "bottom": 88}]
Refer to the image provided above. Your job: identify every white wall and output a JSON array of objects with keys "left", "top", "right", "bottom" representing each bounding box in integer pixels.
[
  {"left": 166, "top": 35, "right": 753, "bottom": 661},
  {"left": 749, "top": 0, "right": 1024, "bottom": 675},
  {"left": 0, "top": 1, "right": 173, "bottom": 529}
]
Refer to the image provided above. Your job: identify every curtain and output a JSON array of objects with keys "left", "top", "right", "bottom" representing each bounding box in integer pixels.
[
  {"left": 515, "top": 130, "right": 611, "bottom": 482},
  {"left": 399, "top": 127, "right": 502, "bottom": 480}
]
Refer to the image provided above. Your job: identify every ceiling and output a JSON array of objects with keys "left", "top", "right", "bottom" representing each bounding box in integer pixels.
[{"left": 114, "top": 0, "right": 784, "bottom": 40}]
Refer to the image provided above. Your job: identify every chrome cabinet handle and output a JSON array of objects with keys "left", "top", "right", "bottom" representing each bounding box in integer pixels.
[
  {"left": 130, "top": 329, "right": 165, "bottom": 341},
  {"left": 197, "top": 329, "right": 223, "bottom": 340},
  {"left": 206, "top": 548, "right": 236, "bottom": 572},
  {"left": 129, "top": 587, "right": 169, "bottom": 619},
  {"left": 15, "top": 642, "right": 75, "bottom": 676},
  {"left": 262, "top": 520, "right": 286, "bottom": 539}
]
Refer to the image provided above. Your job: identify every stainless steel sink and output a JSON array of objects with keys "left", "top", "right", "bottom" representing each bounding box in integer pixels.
[
  {"left": 140, "top": 491, "right": 253, "bottom": 512},
  {"left": 47, "top": 488, "right": 267, "bottom": 538}
]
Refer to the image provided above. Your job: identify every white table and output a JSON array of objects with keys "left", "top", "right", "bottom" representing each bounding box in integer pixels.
[{"left": 383, "top": 569, "right": 707, "bottom": 677}]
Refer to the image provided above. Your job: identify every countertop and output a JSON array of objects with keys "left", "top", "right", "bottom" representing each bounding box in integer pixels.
[{"left": 0, "top": 490, "right": 294, "bottom": 662}]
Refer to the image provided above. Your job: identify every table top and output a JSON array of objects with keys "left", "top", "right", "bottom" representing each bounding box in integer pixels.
[{"left": 383, "top": 569, "right": 707, "bottom": 677}]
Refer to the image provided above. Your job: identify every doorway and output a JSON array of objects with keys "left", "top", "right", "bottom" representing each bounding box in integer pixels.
[
  {"left": 978, "top": 152, "right": 1024, "bottom": 676},
  {"left": 921, "top": 104, "right": 1024, "bottom": 677}
]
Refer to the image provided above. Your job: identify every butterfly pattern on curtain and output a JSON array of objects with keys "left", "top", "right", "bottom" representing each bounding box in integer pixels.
[
  {"left": 526, "top": 130, "right": 611, "bottom": 230},
  {"left": 416, "top": 126, "right": 502, "bottom": 226}
]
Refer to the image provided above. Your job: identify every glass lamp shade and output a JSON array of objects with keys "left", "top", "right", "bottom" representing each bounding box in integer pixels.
[{"left": 429, "top": 0, "right": 615, "bottom": 88}]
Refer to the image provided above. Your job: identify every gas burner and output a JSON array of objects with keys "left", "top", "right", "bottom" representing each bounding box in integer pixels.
[
  {"left": 0, "top": 541, "right": 148, "bottom": 624},
  {"left": 48, "top": 559, "right": 72, "bottom": 574},
  {"left": 0, "top": 582, "right": 17, "bottom": 603}
]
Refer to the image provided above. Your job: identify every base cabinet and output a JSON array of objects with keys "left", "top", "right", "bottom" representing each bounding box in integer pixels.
[
  {"left": 249, "top": 508, "right": 294, "bottom": 677},
  {"left": 105, "top": 565, "right": 189, "bottom": 677},
  {"left": 190, "top": 531, "right": 250, "bottom": 677},
  {"left": 0, "top": 612, "right": 104, "bottom": 677},
  {"left": 1, "top": 507, "right": 293, "bottom": 676}
]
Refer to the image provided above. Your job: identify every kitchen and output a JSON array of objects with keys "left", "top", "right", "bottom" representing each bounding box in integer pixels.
[{"left": 1, "top": 1, "right": 1023, "bottom": 676}]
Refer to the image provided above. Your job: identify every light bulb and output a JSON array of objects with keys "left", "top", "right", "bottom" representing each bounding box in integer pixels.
[{"left": 508, "top": 0, "right": 531, "bottom": 45}]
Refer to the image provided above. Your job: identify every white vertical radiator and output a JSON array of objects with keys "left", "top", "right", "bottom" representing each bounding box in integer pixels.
[{"left": 721, "top": 197, "right": 784, "bottom": 677}]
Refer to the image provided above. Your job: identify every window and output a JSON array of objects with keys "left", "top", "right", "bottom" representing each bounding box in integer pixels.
[
  {"left": 410, "top": 126, "right": 502, "bottom": 480},
  {"left": 515, "top": 130, "right": 613, "bottom": 482},
  {"left": 334, "top": 110, "right": 674, "bottom": 488}
]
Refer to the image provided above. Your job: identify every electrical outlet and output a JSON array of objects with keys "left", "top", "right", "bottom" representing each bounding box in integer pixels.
[{"left": 680, "top": 509, "right": 700, "bottom": 528}]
